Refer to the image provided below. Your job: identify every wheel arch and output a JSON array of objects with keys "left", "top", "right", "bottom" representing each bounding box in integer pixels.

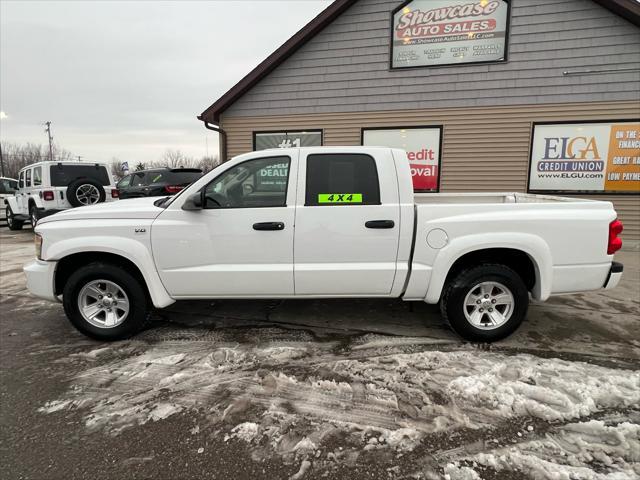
[
  {"left": 425, "top": 234, "right": 553, "bottom": 303},
  {"left": 51, "top": 245, "right": 174, "bottom": 308}
]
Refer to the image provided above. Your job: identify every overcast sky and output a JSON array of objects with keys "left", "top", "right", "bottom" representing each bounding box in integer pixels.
[{"left": 0, "top": 0, "right": 331, "bottom": 164}]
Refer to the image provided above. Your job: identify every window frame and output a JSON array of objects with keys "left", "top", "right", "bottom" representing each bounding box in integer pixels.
[
  {"left": 25, "top": 169, "right": 32, "bottom": 187},
  {"left": 304, "top": 153, "right": 382, "bottom": 207},
  {"left": 202, "top": 155, "right": 292, "bottom": 210},
  {"left": 253, "top": 129, "right": 323, "bottom": 151},
  {"left": 18, "top": 171, "right": 25, "bottom": 189}
]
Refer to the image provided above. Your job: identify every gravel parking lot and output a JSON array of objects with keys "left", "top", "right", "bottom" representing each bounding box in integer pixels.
[{"left": 1, "top": 227, "right": 639, "bottom": 480}]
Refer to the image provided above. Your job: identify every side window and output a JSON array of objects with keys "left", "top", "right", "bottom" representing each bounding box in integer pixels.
[
  {"left": 25, "top": 169, "right": 32, "bottom": 187},
  {"left": 130, "top": 172, "right": 146, "bottom": 186},
  {"left": 305, "top": 154, "right": 380, "bottom": 206},
  {"left": 18, "top": 171, "right": 24, "bottom": 189},
  {"left": 203, "top": 156, "right": 290, "bottom": 209},
  {"left": 117, "top": 175, "right": 132, "bottom": 188},
  {"left": 33, "top": 167, "right": 42, "bottom": 186}
]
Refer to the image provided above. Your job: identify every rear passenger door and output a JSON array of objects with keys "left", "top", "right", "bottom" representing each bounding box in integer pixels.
[{"left": 294, "top": 149, "right": 401, "bottom": 296}]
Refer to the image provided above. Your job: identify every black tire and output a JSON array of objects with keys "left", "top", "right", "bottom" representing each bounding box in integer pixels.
[
  {"left": 67, "top": 178, "right": 106, "bottom": 207},
  {"left": 29, "top": 204, "right": 39, "bottom": 228},
  {"left": 62, "top": 262, "right": 151, "bottom": 341},
  {"left": 6, "top": 206, "right": 23, "bottom": 231},
  {"left": 440, "top": 264, "right": 529, "bottom": 342}
]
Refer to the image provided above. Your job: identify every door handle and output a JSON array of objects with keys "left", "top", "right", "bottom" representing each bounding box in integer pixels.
[
  {"left": 253, "top": 222, "right": 285, "bottom": 231},
  {"left": 365, "top": 220, "right": 395, "bottom": 229}
]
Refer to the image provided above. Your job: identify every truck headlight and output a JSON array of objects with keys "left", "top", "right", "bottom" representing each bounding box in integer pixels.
[{"left": 35, "top": 233, "right": 43, "bottom": 260}]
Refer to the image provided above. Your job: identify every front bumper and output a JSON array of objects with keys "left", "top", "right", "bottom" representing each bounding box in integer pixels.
[
  {"left": 603, "top": 261, "right": 623, "bottom": 290},
  {"left": 24, "top": 259, "right": 58, "bottom": 302}
]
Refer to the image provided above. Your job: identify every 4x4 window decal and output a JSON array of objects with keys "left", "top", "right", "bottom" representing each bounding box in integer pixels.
[{"left": 318, "top": 193, "right": 363, "bottom": 204}]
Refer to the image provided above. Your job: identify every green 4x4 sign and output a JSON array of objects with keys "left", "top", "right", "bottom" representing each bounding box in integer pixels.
[{"left": 317, "top": 193, "right": 363, "bottom": 204}]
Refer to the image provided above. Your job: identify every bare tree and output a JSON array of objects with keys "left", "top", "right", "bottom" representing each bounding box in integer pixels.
[
  {"left": 197, "top": 155, "right": 220, "bottom": 173},
  {"left": 159, "top": 149, "right": 198, "bottom": 169},
  {"left": 0, "top": 141, "right": 78, "bottom": 178}
]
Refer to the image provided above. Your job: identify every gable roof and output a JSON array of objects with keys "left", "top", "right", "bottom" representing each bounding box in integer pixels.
[{"left": 198, "top": 0, "right": 640, "bottom": 124}]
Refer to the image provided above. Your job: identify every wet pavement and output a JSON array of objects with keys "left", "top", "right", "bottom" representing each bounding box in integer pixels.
[{"left": 1, "top": 227, "right": 639, "bottom": 479}]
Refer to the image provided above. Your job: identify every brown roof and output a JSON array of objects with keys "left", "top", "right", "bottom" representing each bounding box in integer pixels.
[{"left": 198, "top": 0, "right": 640, "bottom": 124}]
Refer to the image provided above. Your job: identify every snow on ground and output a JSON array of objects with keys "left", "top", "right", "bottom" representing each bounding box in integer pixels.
[{"left": 39, "top": 330, "right": 640, "bottom": 479}]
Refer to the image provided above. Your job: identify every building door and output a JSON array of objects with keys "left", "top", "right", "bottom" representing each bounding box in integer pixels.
[
  {"left": 293, "top": 149, "right": 401, "bottom": 296},
  {"left": 152, "top": 153, "right": 297, "bottom": 297}
]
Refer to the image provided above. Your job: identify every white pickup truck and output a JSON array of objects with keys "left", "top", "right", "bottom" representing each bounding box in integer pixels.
[{"left": 24, "top": 147, "right": 624, "bottom": 342}]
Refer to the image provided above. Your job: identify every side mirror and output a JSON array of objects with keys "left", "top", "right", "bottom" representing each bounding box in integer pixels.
[{"left": 182, "top": 192, "right": 203, "bottom": 211}]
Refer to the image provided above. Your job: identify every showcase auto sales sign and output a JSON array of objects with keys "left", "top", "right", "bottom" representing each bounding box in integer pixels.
[
  {"left": 363, "top": 128, "right": 441, "bottom": 191},
  {"left": 392, "top": 0, "right": 509, "bottom": 68}
]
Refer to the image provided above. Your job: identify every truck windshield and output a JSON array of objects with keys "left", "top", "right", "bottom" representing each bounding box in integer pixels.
[{"left": 49, "top": 165, "right": 110, "bottom": 186}]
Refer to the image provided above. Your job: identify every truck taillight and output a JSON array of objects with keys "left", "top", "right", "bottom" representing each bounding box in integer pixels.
[
  {"left": 42, "top": 191, "right": 54, "bottom": 201},
  {"left": 164, "top": 185, "right": 184, "bottom": 194},
  {"left": 111, "top": 189, "right": 119, "bottom": 198},
  {"left": 607, "top": 219, "right": 623, "bottom": 255}
]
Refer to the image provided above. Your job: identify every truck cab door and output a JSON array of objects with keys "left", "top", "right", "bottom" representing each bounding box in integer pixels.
[
  {"left": 293, "top": 149, "right": 401, "bottom": 296},
  {"left": 16, "top": 170, "right": 27, "bottom": 213},
  {"left": 152, "top": 152, "right": 298, "bottom": 297}
]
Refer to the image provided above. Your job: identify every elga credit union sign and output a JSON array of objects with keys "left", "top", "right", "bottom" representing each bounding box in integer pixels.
[
  {"left": 363, "top": 127, "right": 441, "bottom": 191},
  {"left": 529, "top": 122, "right": 640, "bottom": 194},
  {"left": 391, "top": 0, "right": 509, "bottom": 68}
]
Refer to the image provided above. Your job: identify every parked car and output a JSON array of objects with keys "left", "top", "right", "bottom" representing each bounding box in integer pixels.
[
  {"left": 0, "top": 176, "right": 18, "bottom": 225},
  {"left": 117, "top": 167, "right": 203, "bottom": 199},
  {"left": 25, "top": 147, "right": 623, "bottom": 342},
  {"left": 4, "top": 161, "right": 118, "bottom": 230}
]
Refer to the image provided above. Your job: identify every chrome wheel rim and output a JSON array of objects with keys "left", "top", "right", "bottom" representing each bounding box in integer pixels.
[
  {"left": 463, "top": 281, "right": 514, "bottom": 330},
  {"left": 6, "top": 208, "right": 12, "bottom": 227},
  {"left": 77, "top": 279, "right": 130, "bottom": 328},
  {"left": 76, "top": 184, "right": 101, "bottom": 205},
  {"left": 30, "top": 210, "right": 37, "bottom": 227}
]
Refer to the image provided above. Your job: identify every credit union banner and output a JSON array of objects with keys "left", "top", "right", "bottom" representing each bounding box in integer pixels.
[
  {"left": 528, "top": 122, "right": 640, "bottom": 194},
  {"left": 391, "top": 0, "right": 509, "bottom": 68},
  {"left": 363, "top": 127, "right": 441, "bottom": 191}
]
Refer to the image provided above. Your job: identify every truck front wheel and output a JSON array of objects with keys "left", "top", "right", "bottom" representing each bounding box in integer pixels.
[
  {"left": 440, "top": 264, "right": 528, "bottom": 342},
  {"left": 62, "top": 262, "right": 151, "bottom": 341}
]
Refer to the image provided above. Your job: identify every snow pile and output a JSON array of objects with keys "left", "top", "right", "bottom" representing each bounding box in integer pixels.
[
  {"left": 446, "top": 419, "right": 640, "bottom": 480},
  {"left": 39, "top": 335, "right": 640, "bottom": 477}
]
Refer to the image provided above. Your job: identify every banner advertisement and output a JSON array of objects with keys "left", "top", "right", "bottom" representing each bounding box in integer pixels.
[
  {"left": 528, "top": 122, "right": 640, "bottom": 194},
  {"left": 391, "top": 0, "right": 509, "bottom": 68},
  {"left": 363, "top": 127, "right": 441, "bottom": 191},
  {"left": 254, "top": 131, "right": 322, "bottom": 151}
]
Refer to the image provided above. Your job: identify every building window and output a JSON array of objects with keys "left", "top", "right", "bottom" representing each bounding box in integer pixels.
[
  {"left": 528, "top": 121, "right": 640, "bottom": 194},
  {"left": 254, "top": 130, "right": 322, "bottom": 151},
  {"left": 362, "top": 126, "right": 442, "bottom": 192},
  {"left": 305, "top": 154, "right": 381, "bottom": 206}
]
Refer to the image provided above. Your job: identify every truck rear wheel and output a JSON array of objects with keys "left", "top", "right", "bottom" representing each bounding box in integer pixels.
[
  {"left": 6, "top": 207, "right": 23, "bottom": 231},
  {"left": 62, "top": 262, "right": 151, "bottom": 341},
  {"left": 440, "top": 264, "right": 528, "bottom": 342}
]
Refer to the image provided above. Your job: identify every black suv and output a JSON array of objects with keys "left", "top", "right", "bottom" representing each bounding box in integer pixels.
[{"left": 117, "top": 168, "right": 203, "bottom": 199}]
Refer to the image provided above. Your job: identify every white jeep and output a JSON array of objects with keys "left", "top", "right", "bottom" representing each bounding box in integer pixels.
[{"left": 4, "top": 161, "right": 119, "bottom": 230}]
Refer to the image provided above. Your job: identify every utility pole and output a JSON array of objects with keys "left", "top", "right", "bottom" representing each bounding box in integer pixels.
[
  {"left": 0, "top": 143, "right": 5, "bottom": 177},
  {"left": 44, "top": 121, "right": 54, "bottom": 161}
]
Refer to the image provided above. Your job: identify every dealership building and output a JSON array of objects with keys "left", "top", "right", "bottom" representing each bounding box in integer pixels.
[{"left": 199, "top": 0, "right": 640, "bottom": 241}]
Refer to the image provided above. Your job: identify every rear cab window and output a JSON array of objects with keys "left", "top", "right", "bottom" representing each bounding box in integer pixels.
[
  {"left": 18, "top": 171, "right": 24, "bottom": 189},
  {"left": 25, "top": 169, "right": 32, "bottom": 187},
  {"left": 49, "top": 164, "right": 110, "bottom": 186},
  {"left": 0, "top": 179, "right": 18, "bottom": 194},
  {"left": 305, "top": 153, "right": 381, "bottom": 206}
]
